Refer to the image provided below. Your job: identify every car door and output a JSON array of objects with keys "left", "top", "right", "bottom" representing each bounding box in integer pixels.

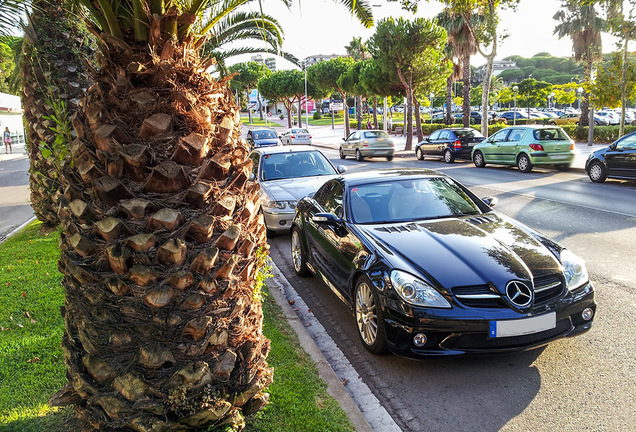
[
  {"left": 344, "top": 131, "right": 360, "bottom": 154},
  {"left": 482, "top": 129, "right": 511, "bottom": 162},
  {"left": 304, "top": 181, "right": 351, "bottom": 295},
  {"left": 606, "top": 134, "right": 636, "bottom": 178},
  {"left": 421, "top": 130, "right": 441, "bottom": 155},
  {"left": 246, "top": 130, "right": 255, "bottom": 146},
  {"left": 500, "top": 128, "right": 526, "bottom": 164}
]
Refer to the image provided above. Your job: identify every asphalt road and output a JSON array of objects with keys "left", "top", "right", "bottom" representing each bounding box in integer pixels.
[
  {"left": 268, "top": 149, "right": 636, "bottom": 432},
  {"left": 0, "top": 156, "right": 32, "bottom": 241}
]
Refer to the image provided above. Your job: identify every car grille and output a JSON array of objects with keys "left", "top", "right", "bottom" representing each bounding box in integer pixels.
[
  {"left": 452, "top": 273, "right": 564, "bottom": 309},
  {"left": 533, "top": 274, "right": 564, "bottom": 303},
  {"left": 447, "top": 319, "right": 572, "bottom": 350}
]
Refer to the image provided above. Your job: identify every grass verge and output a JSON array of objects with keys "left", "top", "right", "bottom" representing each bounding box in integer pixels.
[{"left": 0, "top": 221, "right": 354, "bottom": 432}]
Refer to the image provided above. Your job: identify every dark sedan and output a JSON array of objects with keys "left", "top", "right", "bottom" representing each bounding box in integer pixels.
[
  {"left": 415, "top": 128, "right": 485, "bottom": 163},
  {"left": 290, "top": 169, "right": 596, "bottom": 358},
  {"left": 586, "top": 131, "right": 636, "bottom": 183},
  {"left": 246, "top": 128, "right": 279, "bottom": 148}
]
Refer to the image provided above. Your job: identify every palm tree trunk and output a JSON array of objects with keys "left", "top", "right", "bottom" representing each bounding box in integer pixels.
[
  {"left": 462, "top": 52, "right": 471, "bottom": 128},
  {"left": 298, "top": 99, "right": 303, "bottom": 128},
  {"left": 580, "top": 59, "right": 591, "bottom": 127},
  {"left": 22, "top": 1, "right": 94, "bottom": 228},
  {"left": 356, "top": 95, "right": 363, "bottom": 129},
  {"left": 620, "top": 37, "right": 628, "bottom": 136},
  {"left": 51, "top": 25, "right": 272, "bottom": 431},
  {"left": 445, "top": 75, "right": 453, "bottom": 125}
]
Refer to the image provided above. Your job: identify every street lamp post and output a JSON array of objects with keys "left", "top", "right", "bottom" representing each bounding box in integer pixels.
[
  {"left": 577, "top": 87, "right": 583, "bottom": 111},
  {"left": 304, "top": 66, "right": 309, "bottom": 129},
  {"left": 549, "top": 92, "right": 555, "bottom": 109},
  {"left": 430, "top": 93, "right": 434, "bottom": 124},
  {"left": 513, "top": 85, "right": 519, "bottom": 125}
]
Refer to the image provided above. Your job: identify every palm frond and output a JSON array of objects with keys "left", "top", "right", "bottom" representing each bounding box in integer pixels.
[
  {"left": 337, "top": 0, "right": 373, "bottom": 28},
  {"left": 0, "top": 0, "right": 28, "bottom": 37}
]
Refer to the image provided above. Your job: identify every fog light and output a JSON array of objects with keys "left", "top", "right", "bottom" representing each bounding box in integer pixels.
[
  {"left": 581, "top": 307, "right": 594, "bottom": 321},
  {"left": 279, "top": 220, "right": 287, "bottom": 226},
  {"left": 413, "top": 333, "right": 427, "bottom": 347}
]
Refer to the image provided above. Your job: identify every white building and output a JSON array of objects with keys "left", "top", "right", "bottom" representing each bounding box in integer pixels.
[
  {"left": 250, "top": 54, "right": 277, "bottom": 72},
  {"left": 303, "top": 54, "right": 342, "bottom": 68}
]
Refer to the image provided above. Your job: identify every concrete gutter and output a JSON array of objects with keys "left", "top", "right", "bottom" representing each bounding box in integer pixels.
[{"left": 267, "top": 261, "right": 402, "bottom": 432}]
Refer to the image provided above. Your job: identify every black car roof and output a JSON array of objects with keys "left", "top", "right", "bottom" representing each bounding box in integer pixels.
[{"left": 339, "top": 168, "right": 446, "bottom": 187}]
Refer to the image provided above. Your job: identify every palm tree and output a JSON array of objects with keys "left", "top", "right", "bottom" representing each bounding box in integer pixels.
[
  {"left": 45, "top": 1, "right": 373, "bottom": 430},
  {"left": 437, "top": 10, "right": 479, "bottom": 128},
  {"left": 0, "top": 0, "right": 26, "bottom": 37},
  {"left": 22, "top": 0, "right": 94, "bottom": 228},
  {"left": 345, "top": 36, "right": 369, "bottom": 129},
  {"left": 554, "top": 1, "right": 605, "bottom": 127}
]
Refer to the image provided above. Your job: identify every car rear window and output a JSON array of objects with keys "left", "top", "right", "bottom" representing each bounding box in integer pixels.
[
  {"left": 533, "top": 128, "right": 570, "bottom": 141},
  {"left": 364, "top": 131, "right": 389, "bottom": 139},
  {"left": 256, "top": 130, "right": 276, "bottom": 139},
  {"left": 454, "top": 129, "right": 484, "bottom": 138}
]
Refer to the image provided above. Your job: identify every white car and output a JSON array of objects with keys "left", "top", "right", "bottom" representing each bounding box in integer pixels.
[
  {"left": 279, "top": 128, "right": 312, "bottom": 145},
  {"left": 249, "top": 146, "right": 346, "bottom": 234}
]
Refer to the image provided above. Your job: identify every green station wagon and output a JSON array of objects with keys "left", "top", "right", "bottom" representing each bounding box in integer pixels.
[{"left": 472, "top": 125, "right": 575, "bottom": 172}]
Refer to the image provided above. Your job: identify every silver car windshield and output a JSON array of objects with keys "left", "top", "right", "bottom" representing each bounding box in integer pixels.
[
  {"left": 260, "top": 151, "right": 337, "bottom": 181},
  {"left": 350, "top": 178, "right": 482, "bottom": 224}
]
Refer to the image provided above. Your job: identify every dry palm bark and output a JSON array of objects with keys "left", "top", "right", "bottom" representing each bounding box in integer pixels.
[
  {"left": 50, "top": 13, "right": 272, "bottom": 432},
  {"left": 22, "top": 1, "right": 94, "bottom": 227}
]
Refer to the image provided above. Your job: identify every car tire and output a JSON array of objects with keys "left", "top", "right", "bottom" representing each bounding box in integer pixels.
[
  {"left": 473, "top": 150, "right": 486, "bottom": 168},
  {"left": 339, "top": 147, "right": 346, "bottom": 159},
  {"left": 354, "top": 276, "right": 388, "bottom": 354},
  {"left": 416, "top": 147, "right": 424, "bottom": 160},
  {"left": 588, "top": 161, "right": 607, "bottom": 183},
  {"left": 594, "top": 121, "right": 600, "bottom": 126},
  {"left": 356, "top": 149, "right": 364, "bottom": 162},
  {"left": 549, "top": 121, "right": 556, "bottom": 125},
  {"left": 291, "top": 228, "right": 310, "bottom": 277},
  {"left": 266, "top": 229, "right": 277, "bottom": 238},
  {"left": 575, "top": 122, "right": 580, "bottom": 126},
  {"left": 444, "top": 149, "right": 455, "bottom": 163},
  {"left": 386, "top": 155, "right": 393, "bottom": 161},
  {"left": 517, "top": 154, "right": 533, "bottom": 173}
]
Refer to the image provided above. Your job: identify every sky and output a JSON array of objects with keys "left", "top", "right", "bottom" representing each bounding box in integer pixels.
[{"left": 233, "top": 0, "right": 622, "bottom": 69}]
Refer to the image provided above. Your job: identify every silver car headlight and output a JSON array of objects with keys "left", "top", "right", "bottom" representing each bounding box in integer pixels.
[
  {"left": 560, "top": 249, "right": 589, "bottom": 291},
  {"left": 262, "top": 198, "right": 287, "bottom": 210},
  {"left": 390, "top": 270, "right": 451, "bottom": 308}
]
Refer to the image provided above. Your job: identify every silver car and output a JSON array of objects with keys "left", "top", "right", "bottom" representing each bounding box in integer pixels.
[
  {"left": 339, "top": 130, "right": 395, "bottom": 161},
  {"left": 279, "top": 128, "right": 312, "bottom": 145},
  {"left": 249, "top": 146, "right": 346, "bottom": 234}
]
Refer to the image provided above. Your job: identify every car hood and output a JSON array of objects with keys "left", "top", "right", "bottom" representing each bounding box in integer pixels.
[
  {"left": 261, "top": 175, "right": 336, "bottom": 202},
  {"left": 358, "top": 213, "right": 562, "bottom": 292}
]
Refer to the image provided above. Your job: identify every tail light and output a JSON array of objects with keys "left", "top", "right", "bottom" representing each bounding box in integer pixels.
[
  {"left": 309, "top": 135, "right": 312, "bottom": 139},
  {"left": 291, "top": 135, "right": 296, "bottom": 139},
  {"left": 453, "top": 140, "right": 462, "bottom": 149},
  {"left": 529, "top": 144, "right": 544, "bottom": 151},
  {"left": 570, "top": 142, "right": 575, "bottom": 150}
]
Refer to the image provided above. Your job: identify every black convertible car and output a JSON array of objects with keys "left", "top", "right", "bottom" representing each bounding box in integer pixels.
[{"left": 290, "top": 169, "right": 596, "bottom": 358}]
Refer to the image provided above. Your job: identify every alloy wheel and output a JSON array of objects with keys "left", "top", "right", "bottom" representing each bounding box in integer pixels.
[
  {"left": 517, "top": 154, "right": 532, "bottom": 173},
  {"left": 356, "top": 149, "right": 363, "bottom": 161},
  {"left": 588, "top": 162, "right": 606, "bottom": 183},
  {"left": 444, "top": 149, "right": 454, "bottom": 163},
  {"left": 355, "top": 282, "right": 378, "bottom": 346},
  {"left": 416, "top": 147, "right": 424, "bottom": 160},
  {"left": 474, "top": 151, "right": 485, "bottom": 168},
  {"left": 339, "top": 147, "right": 346, "bottom": 159}
]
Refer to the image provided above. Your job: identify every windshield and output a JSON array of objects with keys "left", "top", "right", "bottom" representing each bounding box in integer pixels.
[
  {"left": 349, "top": 178, "right": 482, "bottom": 224},
  {"left": 253, "top": 130, "right": 276, "bottom": 140},
  {"left": 454, "top": 129, "right": 484, "bottom": 139},
  {"left": 533, "top": 128, "right": 570, "bottom": 141},
  {"left": 260, "top": 151, "right": 337, "bottom": 181}
]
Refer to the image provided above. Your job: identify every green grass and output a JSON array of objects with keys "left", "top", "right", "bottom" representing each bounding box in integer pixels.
[{"left": 0, "top": 221, "right": 354, "bottom": 432}]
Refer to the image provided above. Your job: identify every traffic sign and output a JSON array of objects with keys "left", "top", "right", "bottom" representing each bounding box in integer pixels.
[{"left": 267, "top": 111, "right": 272, "bottom": 117}]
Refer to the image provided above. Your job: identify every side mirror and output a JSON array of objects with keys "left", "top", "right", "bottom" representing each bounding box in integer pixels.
[
  {"left": 312, "top": 212, "right": 342, "bottom": 226},
  {"left": 249, "top": 172, "right": 256, "bottom": 181},
  {"left": 482, "top": 196, "right": 498, "bottom": 207},
  {"left": 609, "top": 143, "right": 618, "bottom": 151},
  {"left": 342, "top": 137, "right": 346, "bottom": 142},
  {"left": 337, "top": 165, "right": 347, "bottom": 174}
]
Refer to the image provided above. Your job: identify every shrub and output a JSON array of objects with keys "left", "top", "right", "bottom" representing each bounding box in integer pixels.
[{"left": 313, "top": 111, "right": 322, "bottom": 120}]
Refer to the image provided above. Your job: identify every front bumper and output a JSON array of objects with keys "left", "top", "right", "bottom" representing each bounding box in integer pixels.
[
  {"left": 382, "top": 282, "right": 596, "bottom": 358},
  {"left": 263, "top": 208, "right": 295, "bottom": 232}
]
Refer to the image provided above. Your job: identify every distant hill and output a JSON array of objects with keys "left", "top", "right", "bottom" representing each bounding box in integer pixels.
[{"left": 497, "top": 53, "right": 583, "bottom": 84}]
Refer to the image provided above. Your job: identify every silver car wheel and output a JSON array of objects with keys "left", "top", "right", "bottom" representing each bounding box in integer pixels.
[
  {"left": 356, "top": 282, "right": 378, "bottom": 346},
  {"left": 291, "top": 230, "right": 302, "bottom": 273}
]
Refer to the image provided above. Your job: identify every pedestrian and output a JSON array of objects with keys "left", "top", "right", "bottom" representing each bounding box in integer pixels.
[
  {"left": 367, "top": 119, "right": 372, "bottom": 129},
  {"left": 387, "top": 117, "right": 393, "bottom": 133},
  {"left": 3, "top": 127, "right": 12, "bottom": 154}
]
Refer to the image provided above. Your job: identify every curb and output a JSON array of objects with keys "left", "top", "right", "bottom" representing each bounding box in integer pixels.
[
  {"left": 0, "top": 216, "right": 36, "bottom": 245},
  {"left": 267, "top": 261, "right": 402, "bottom": 432}
]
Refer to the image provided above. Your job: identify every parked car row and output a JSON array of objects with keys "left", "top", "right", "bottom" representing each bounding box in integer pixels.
[{"left": 246, "top": 127, "right": 313, "bottom": 148}]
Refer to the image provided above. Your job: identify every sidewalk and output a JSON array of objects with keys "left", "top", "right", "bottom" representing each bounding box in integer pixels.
[{"left": 0, "top": 143, "right": 27, "bottom": 162}]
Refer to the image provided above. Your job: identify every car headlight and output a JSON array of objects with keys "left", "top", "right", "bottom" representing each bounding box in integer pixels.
[
  {"left": 560, "top": 249, "right": 589, "bottom": 291},
  {"left": 390, "top": 270, "right": 451, "bottom": 308},
  {"left": 262, "top": 199, "right": 296, "bottom": 210}
]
